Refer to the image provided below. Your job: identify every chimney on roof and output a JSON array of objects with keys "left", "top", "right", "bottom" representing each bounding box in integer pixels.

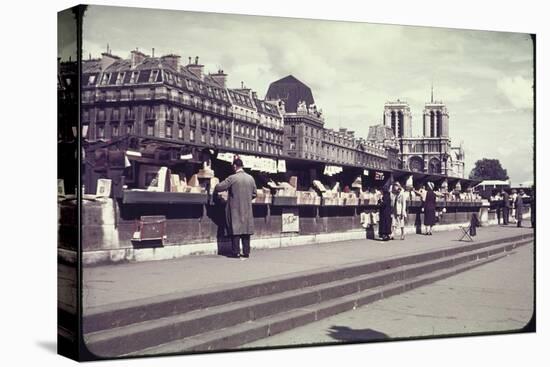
[
  {"left": 210, "top": 69, "right": 227, "bottom": 87},
  {"left": 187, "top": 56, "right": 204, "bottom": 80},
  {"left": 161, "top": 54, "right": 181, "bottom": 71},
  {"left": 130, "top": 49, "right": 147, "bottom": 68},
  {"left": 152, "top": 48, "right": 155, "bottom": 57},
  {"left": 252, "top": 91, "right": 258, "bottom": 100}
]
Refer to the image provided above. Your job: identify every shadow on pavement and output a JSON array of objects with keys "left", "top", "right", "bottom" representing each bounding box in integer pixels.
[{"left": 327, "top": 326, "right": 389, "bottom": 342}]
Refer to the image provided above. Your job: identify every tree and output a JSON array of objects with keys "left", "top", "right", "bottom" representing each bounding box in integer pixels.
[{"left": 469, "top": 158, "right": 509, "bottom": 181}]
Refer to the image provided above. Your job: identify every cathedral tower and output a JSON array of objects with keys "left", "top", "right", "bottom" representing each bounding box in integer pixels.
[
  {"left": 383, "top": 99, "right": 412, "bottom": 138},
  {"left": 422, "top": 88, "right": 449, "bottom": 137}
]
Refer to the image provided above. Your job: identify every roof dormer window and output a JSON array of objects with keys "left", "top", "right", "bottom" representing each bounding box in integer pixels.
[
  {"left": 129, "top": 71, "right": 139, "bottom": 83},
  {"left": 149, "top": 70, "right": 159, "bottom": 83},
  {"left": 101, "top": 73, "right": 110, "bottom": 85},
  {"left": 116, "top": 72, "right": 125, "bottom": 85}
]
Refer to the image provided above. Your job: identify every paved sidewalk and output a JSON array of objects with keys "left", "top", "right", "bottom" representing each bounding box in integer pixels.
[
  {"left": 242, "top": 242, "right": 535, "bottom": 348},
  {"left": 82, "top": 225, "right": 533, "bottom": 310}
]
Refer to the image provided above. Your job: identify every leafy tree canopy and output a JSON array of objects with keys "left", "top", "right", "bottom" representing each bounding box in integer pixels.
[{"left": 469, "top": 158, "right": 509, "bottom": 181}]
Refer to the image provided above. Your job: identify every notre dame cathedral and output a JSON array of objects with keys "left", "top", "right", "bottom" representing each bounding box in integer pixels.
[{"left": 380, "top": 92, "right": 465, "bottom": 178}]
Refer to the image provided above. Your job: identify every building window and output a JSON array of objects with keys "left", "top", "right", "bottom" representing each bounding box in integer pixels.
[
  {"left": 112, "top": 108, "right": 120, "bottom": 121},
  {"left": 201, "top": 133, "right": 206, "bottom": 143},
  {"left": 210, "top": 134, "right": 214, "bottom": 144},
  {"left": 178, "top": 125, "right": 183, "bottom": 139},
  {"left": 97, "top": 109, "right": 105, "bottom": 121},
  {"left": 88, "top": 75, "right": 96, "bottom": 85},
  {"left": 97, "top": 125, "right": 105, "bottom": 139},
  {"left": 166, "top": 124, "right": 173, "bottom": 138},
  {"left": 126, "top": 107, "right": 135, "bottom": 120},
  {"left": 126, "top": 123, "right": 133, "bottom": 134},
  {"left": 289, "top": 139, "right": 296, "bottom": 150},
  {"left": 258, "top": 144, "right": 263, "bottom": 152},
  {"left": 190, "top": 129, "right": 195, "bottom": 141},
  {"left": 111, "top": 124, "right": 119, "bottom": 137},
  {"left": 146, "top": 123, "right": 154, "bottom": 136}
]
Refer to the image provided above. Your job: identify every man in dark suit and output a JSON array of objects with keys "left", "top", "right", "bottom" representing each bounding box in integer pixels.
[
  {"left": 214, "top": 158, "right": 257, "bottom": 259},
  {"left": 501, "top": 189, "right": 510, "bottom": 225}
]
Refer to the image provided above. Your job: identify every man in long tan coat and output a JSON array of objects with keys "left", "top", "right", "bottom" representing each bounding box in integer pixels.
[{"left": 214, "top": 158, "right": 257, "bottom": 259}]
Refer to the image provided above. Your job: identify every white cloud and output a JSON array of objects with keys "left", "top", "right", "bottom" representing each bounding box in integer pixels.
[{"left": 497, "top": 76, "right": 534, "bottom": 110}]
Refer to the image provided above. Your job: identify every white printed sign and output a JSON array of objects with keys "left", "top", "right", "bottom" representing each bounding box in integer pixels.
[
  {"left": 282, "top": 212, "right": 299, "bottom": 233},
  {"left": 96, "top": 179, "right": 112, "bottom": 197}
]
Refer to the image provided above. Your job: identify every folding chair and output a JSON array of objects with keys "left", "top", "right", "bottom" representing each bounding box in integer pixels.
[
  {"left": 458, "top": 225, "right": 473, "bottom": 242},
  {"left": 458, "top": 214, "right": 478, "bottom": 242}
]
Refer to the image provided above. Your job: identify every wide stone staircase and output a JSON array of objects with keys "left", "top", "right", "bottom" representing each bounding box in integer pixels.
[{"left": 83, "top": 232, "right": 533, "bottom": 358}]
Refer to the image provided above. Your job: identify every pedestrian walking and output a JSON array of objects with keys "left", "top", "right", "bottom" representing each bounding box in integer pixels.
[
  {"left": 214, "top": 158, "right": 257, "bottom": 259},
  {"left": 515, "top": 189, "right": 524, "bottom": 227},
  {"left": 423, "top": 182, "right": 437, "bottom": 235},
  {"left": 392, "top": 182, "right": 407, "bottom": 240},
  {"left": 501, "top": 189, "right": 510, "bottom": 225},
  {"left": 378, "top": 183, "right": 393, "bottom": 241}
]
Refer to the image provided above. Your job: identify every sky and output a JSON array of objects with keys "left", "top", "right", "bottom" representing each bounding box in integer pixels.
[{"left": 75, "top": 5, "right": 534, "bottom": 185}]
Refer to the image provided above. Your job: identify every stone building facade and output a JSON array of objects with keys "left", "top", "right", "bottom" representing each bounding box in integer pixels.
[{"left": 81, "top": 50, "right": 284, "bottom": 156}]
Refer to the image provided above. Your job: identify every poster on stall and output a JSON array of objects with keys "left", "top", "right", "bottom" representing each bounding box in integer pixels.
[
  {"left": 282, "top": 209, "right": 299, "bottom": 233},
  {"left": 96, "top": 178, "right": 112, "bottom": 197}
]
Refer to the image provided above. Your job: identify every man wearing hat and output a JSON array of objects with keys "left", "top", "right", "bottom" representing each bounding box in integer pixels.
[
  {"left": 214, "top": 158, "right": 257, "bottom": 259},
  {"left": 501, "top": 188, "right": 510, "bottom": 225}
]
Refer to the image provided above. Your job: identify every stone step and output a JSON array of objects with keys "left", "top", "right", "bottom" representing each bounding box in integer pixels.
[
  {"left": 83, "top": 238, "right": 531, "bottom": 357},
  {"left": 134, "top": 250, "right": 514, "bottom": 355},
  {"left": 83, "top": 232, "right": 533, "bottom": 334}
]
